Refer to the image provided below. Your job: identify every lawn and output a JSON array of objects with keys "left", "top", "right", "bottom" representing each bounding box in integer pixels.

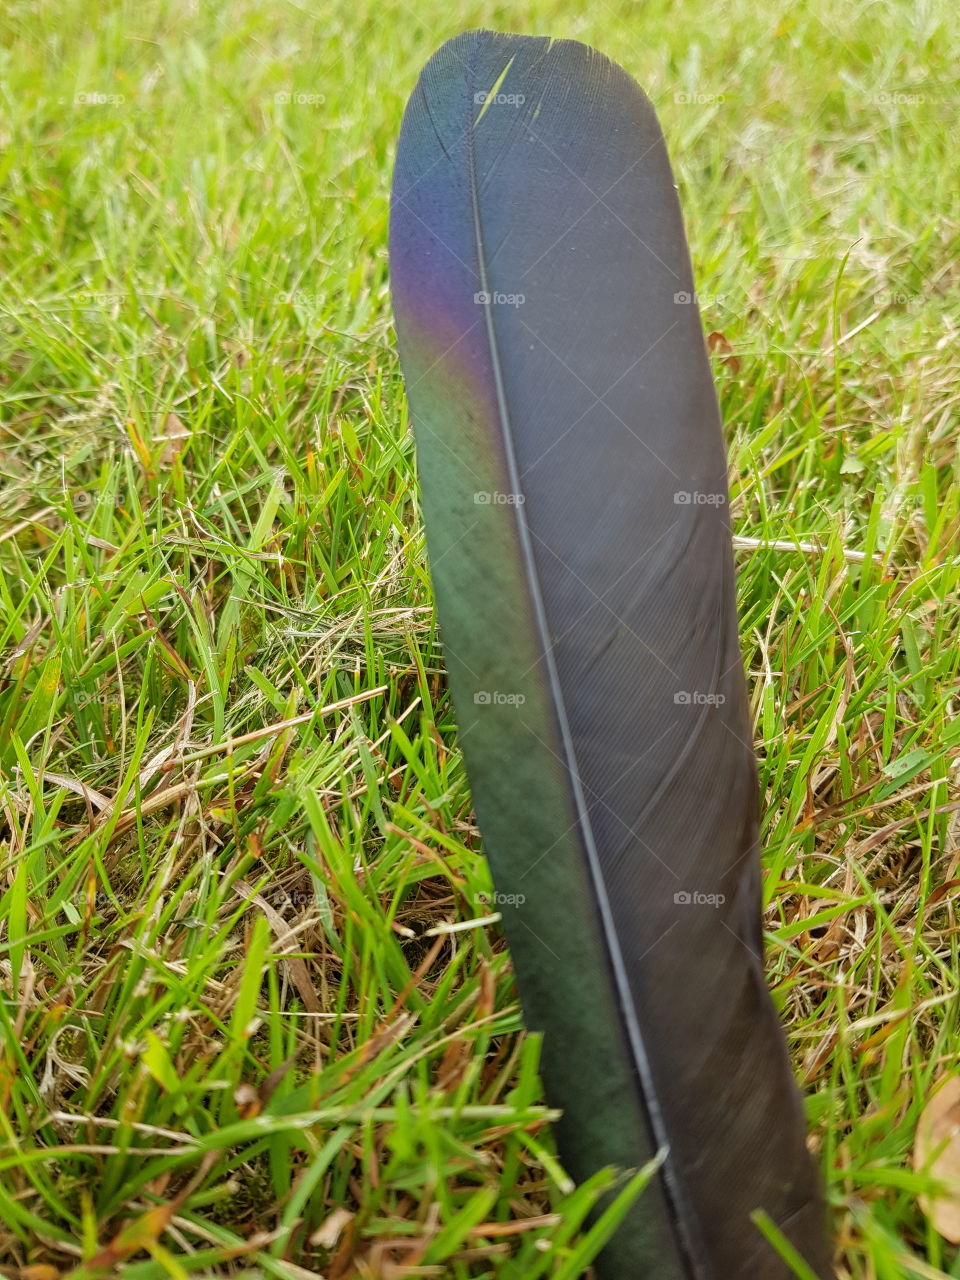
[{"left": 0, "top": 0, "right": 958, "bottom": 1275}]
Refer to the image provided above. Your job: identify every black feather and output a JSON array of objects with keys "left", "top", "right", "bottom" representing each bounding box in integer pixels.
[{"left": 389, "top": 30, "right": 832, "bottom": 1279}]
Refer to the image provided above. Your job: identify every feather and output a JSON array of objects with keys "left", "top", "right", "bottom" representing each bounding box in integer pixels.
[{"left": 389, "top": 30, "right": 831, "bottom": 1280}]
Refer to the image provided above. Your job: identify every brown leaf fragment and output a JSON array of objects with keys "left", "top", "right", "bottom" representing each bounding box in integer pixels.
[
  {"left": 157, "top": 411, "right": 190, "bottom": 466},
  {"left": 914, "top": 1076, "right": 960, "bottom": 1241},
  {"left": 311, "top": 1206, "right": 355, "bottom": 1249},
  {"left": 706, "top": 329, "right": 742, "bottom": 374}
]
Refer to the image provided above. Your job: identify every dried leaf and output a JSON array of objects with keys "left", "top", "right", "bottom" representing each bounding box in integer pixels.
[
  {"left": 435, "top": 1035, "right": 470, "bottom": 1090},
  {"left": 232, "top": 879, "right": 322, "bottom": 1014},
  {"left": 706, "top": 329, "right": 742, "bottom": 374},
  {"left": 156, "top": 411, "right": 190, "bottom": 466},
  {"left": 914, "top": 1075, "right": 960, "bottom": 1241},
  {"left": 40, "top": 771, "right": 111, "bottom": 812},
  {"left": 234, "top": 1081, "right": 260, "bottom": 1118},
  {"left": 311, "top": 1206, "right": 355, "bottom": 1249},
  {"left": 66, "top": 1203, "right": 177, "bottom": 1275}
]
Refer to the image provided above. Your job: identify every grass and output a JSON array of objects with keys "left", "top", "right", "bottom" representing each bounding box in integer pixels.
[{"left": 0, "top": 0, "right": 958, "bottom": 1274}]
